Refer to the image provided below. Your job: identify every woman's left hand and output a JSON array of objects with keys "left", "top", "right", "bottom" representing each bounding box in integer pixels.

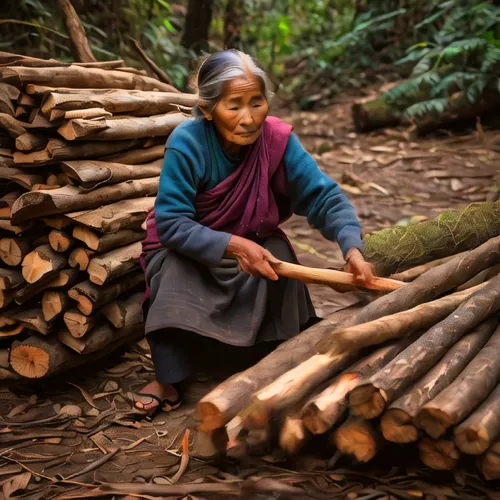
[{"left": 345, "top": 248, "right": 376, "bottom": 286}]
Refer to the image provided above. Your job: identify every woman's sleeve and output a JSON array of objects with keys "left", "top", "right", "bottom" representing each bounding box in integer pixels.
[
  {"left": 154, "top": 148, "right": 232, "bottom": 267},
  {"left": 284, "top": 133, "right": 363, "bottom": 258}
]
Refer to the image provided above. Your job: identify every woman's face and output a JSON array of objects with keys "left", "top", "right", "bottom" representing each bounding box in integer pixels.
[{"left": 207, "top": 75, "right": 269, "bottom": 150}]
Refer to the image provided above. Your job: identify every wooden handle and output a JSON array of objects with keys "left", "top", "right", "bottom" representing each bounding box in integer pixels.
[{"left": 270, "top": 260, "right": 404, "bottom": 293}]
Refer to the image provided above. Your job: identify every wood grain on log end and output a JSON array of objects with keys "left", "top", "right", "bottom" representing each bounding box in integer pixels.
[
  {"left": 418, "top": 437, "right": 460, "bottom": 470},
  {"left": 279, "top": 415, "right": 309, "bottom": 455},
  {"left": 479, "top": 441, "right": 500, "bottom": 480},
  {"left": 416, "top": 407, "right": 458, "bottom": 440},
  {"left": 333, "top": 416, "right": 380, "bottom": 463},
  {"left": 381, "top": 408, "right": 418, "bottom": 443},
  {"left": 348, "top": 384, "right": 387, "bottom": 419},
  {"left": 10, "top": 344, "right": 50, "bottom": 378}
]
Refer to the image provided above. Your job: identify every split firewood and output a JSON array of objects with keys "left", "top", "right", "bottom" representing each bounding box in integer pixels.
[
  {"left": 0, "top": 113, "right": 26, "bottom": 137},
  {"left": 73, "top": 225, "right": 144, "bottom": 252},
  {"left": 42, "top": 289, "right": 70, "bottom": 321},
  {"left": 0, "top": 236, "right": 31, "bottom": 266},
  {"left": 49, "top": 109, "right": 66, "bottom": 122},
  {"left": 10, "top": 308, "right": 51, "bottom": 335},
  {"left": 418, "top": 437, "right": 460, "bottom": 471},
  {"left": 42, "top": 90, "right": 196, "bottom": 116},
  {"left": 381, "top": 324, "right": 494, "bottom": 444},
  {"left": 454, "top": 382, "right": 500, "bottom": 455},
  {"left": 66, "top": 197, "right": 155, "bottom": 234},
  {"left": 47, "top": 172, "right": 73, "bottom": 187},
  {"left": 0, "top": 315, "right": 24, "bottom": 338},
  {"left": 49, "top": 229, "right": 74, "bottom": 252},
  {"left": 348, "top": 279, "right": 500, "bottom": 421},
  {"left": 102, "top": 144, "right": 165, "bottom": 165},
  {"left": 0, "top": 51, "right": 121, "bottom": 68},
  {"left": 11, "top": 177, "right": 159, "bottom": 223},
  {"left": 0, "top": 290, "right": 14, "bottom": 308},
  {"left": 0, "top": 191, "right": 21, "bottom": 219},
  {"left": 87, "top": 241, "right": 142, "bottom": 285},
  {"left": 100, "top": 292, "right": 144, "bottom": 328},
  {"left": 31, "top": 183, "right": 61, "bottom": 191},
  {"left": 14, "top": 270, "right": 61, "bottom": 305},
  {"left": 13, "top": 138, "right": 149, "bottom": 166},
  {"left": 0, "top": 268, "right": 23, "bottom": 290},
  {"left": 58, "top": 113, "right": 186, "bottom": 141},
  {"left": 279, "top": 412, "right": 310, "bottom": 455},
  {"left": 28, "top": 109, "right": 56, "bottom": 129},
  {"left": 63, "top": 309, "right": 98, "bottom": 338},
  {"left": 1, "top": 65, "right": 178, "bottom": 92},
  {"left": 332, "top": 416, "right": 382, "bottom": 463},
  {"left": 68, "top": 271, "right": 144, "bottom": 315},
  {"left": 415, "top": 321, "right": 500, "bottom": 439},
  {"left": 197, "top": 239, "right": 500, "bottom": 433},
  {"left": 302, "top": 338, "right": 414, "bottom": 435},
  {"left": 9, "top": 326, "right": 143, "bottom": 379},
  {"left": 68, "top": 247, "right": 95, "bottom": 271},
  {"left": 41, "top": 216, "right": 71, "bottom": 229},
  {"left": 15, "top": 132, "right": 47, "bottom": 152},
  {"left": 0, "top": 219, "right": 31, "bottom": 234},
  {"left": 0, "top": 166, "right": 44, "bottom": 190},
  {"left": 61, "top": 159, "right": 162, "bottom": 189},
  {"left": 18, "top": 93, "right": 37, "bottom": 107},
  {"left": 22, "top": 244, "right": 67, "bottom": 283},
  {"left": 15, "top": 105, "right": 29, "bottom": 119},
  {"left": 64, "top": 108, "right": 112, "bottom": 120},
  {"left": 0, "top": 83, "right": 18, "bottom": 115},
  {"left": 479, "top": 441, "right": 500, "bottom": 480}
]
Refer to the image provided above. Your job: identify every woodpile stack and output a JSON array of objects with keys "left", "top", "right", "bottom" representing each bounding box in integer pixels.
[
  {"left": 0, "top": 51, "right": 195, "bottom": 381},
  {"left": 196, "top": 236, "right": 500, "bottom": 481}
]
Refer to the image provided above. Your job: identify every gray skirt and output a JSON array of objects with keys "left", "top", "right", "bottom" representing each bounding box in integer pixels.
[{"left": 144, "top": 237, "right": 317, "bottom": 347}]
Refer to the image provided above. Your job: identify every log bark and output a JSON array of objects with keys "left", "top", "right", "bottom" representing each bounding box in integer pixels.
[
  {"left": 381, "top": 324, "right": 494, "bottom": 444},
  {"left": 389, "top": 253, "right": 467, "bottom": 282},
  {"left": 0, "top": 237, "right": 31, "bottom": 266},
  {"left": 0, "top": 113, "right": 26, "bottom": 137},
  {"left": 13, "top": 138, "right": 149, "bottom": 166},
  {"left": 22, "top": 244, "right": 67, "bottom": 283},
  {"left": 479, "top": 441, "right": 500, "bottom": 481},
  {"left": 42, "top": 289, "right": 70, "bottom": 321},
  {"left": 349, "top": 281, "right": 500, "bottom": 421},
  {"left": 1, "top": 65, "right": 177, "bottom": 92},
  {"left": 64, "top": 108, "right": 112, "bottom": 120},
  {"left": 0, "top": 289, "right": 14, "bottom": 309},
  {"left": 68, "top": 270, "right": 144, "bottom": 315},
  {"left": 332, "top": 416, "right": 382, "bottom": 463},
  {"left": 0, "top": 219, "right": 32, "bottom": 235},
  {"left": 197, "top": 238, "right": 500, "bottom": 432},
  {"left": 63, "top": 309, "right": 97, "bottom": 338},
  {"left": 0, "top": 268, "right": 23, "bottom": 290},
  {"left": 14, "top": 270, "right": 61, "bottom": 305},
  {"left": 87, "top": 241, "right": 142, "bottom": 285},
  {"left": 352, "top": 96, "right": 401, "bottom": 133},
  {"left": 66, "top": 197, "right": 155, "bottom": 233},
  {"left": 100, "top": 292, "right": 143, "bottom": 328},
  {"left": 61, "top": 159, "right": 162, "bottom": 189},
  {"left": 57, "top": 0, "right": 97, "bottom": 63},
  {"left": 418, "top": 437, "right": 460, "bottom": 471},
  {"left": 102, "top": 145, "right": 165, "bottom": 165},
  {"left": 415, "top": 322, "right": 500, "bottom": 439},
  {"left": 15, "top": 132, "right": 48, "bottom": 152},
  {"left": 0, "top": 166, "right": 44, "bottom": 189},
  {"left": 302, "top": 338, "right": 414, "bottom": 435},
  {"left": 454, "top": 382, "right": 500, "bottom": 455},
  {"left": 49, "top": 229, "right": 74, "bottom": 253},
  {"left": 0, "top": 191, "right": 21, "bottom": 219},
  {"left": 58, "top": 113, "right": 186, "bottom": 141},
  {"left": 10, "top": 308, "right": 50, "bottom": 335},
  {"left": 68, "top": 247, "right": 95, "bottom": 271},
  {"left": 456, "top": 263, "right": 500, "bottom": 292},
  {"left": 42, "top": 90, "right": 196, "bottom": 117},
  {"left": 11, "top": 178, "right": 159, "bottom": 223},
  {"left": 9, "top": 327, "right": 142, "bottom": 379},
  {"left": 41, "top": 216, "right": 72, "bottom": 229},
  {"left": 73, "top": 225, "right": 144, "bottom": 252},
  {"left": 0, "top": 52, "right": 122, "bottom": 69}
]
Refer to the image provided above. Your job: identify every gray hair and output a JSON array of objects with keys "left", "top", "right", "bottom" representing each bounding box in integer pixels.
[{"left": 192, "top": 50, "right": 273, "bottom": 118}]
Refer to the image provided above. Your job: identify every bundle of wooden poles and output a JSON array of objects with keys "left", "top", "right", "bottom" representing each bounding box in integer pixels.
[
  {"left": 196, "top": 236, "right": 500, "bottom": 481},
  {"left": 0, "top": 51, "right": 196, "bottom": 381}
]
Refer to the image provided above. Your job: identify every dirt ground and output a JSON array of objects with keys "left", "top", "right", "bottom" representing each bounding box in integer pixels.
[{"left": 1, "top": 95, "right": 499, "bottom": 499}]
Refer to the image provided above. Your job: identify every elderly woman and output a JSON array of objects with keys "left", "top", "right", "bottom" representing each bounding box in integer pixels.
[{"left": 133, "top": 49, "right": 374, "bottom": 415}]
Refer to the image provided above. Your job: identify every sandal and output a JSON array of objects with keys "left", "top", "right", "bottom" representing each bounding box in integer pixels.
[{"left": 127, "top": 391, "right": 182, "bottom": 419}]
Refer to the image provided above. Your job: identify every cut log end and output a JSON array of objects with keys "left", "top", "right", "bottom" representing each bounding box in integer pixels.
[
  {"left": 279, "top": 416, "right": 309, "bottom": 455},
  {"left": 333, "top": 417, "right": 380, "bottom": 463},
  {"left": 197, "top": 402, "right": 227, "bottom": 433},
  {"left": 348, "top": 384, "right": 387, "bottom": 419},
  {"left": 415, "top": 407, "right": 454, "bottom": 439},
  {"left": 381, "top": 408, "right": 418, "bottom": 443},
  {"left": 418, "top": 437, "right": 460, "bottom": 471},
  {"left": 302, "top": 404, "right": 331, "bottom": 435},
  {"left": 480, "top": 442, "right": 500, "bottom": 481},
  {"left": 10, "top": 344, "right": 50, "bottom": 379},
  {"left": 454, "top": 427, "right": 490, "bottom": 455}
]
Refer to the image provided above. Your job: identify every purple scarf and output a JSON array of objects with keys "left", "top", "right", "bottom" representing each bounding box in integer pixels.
[{"left": 141, "top": 116, "right": 293, "bottom": 299}]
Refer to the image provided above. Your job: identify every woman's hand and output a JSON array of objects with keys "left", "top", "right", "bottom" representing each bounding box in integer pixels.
[
  {"left": 225, "top": 235, "right": 279, "bottom": 281},
  {"left": 345, "top": 248, "right": 375, "bottom": 285}
]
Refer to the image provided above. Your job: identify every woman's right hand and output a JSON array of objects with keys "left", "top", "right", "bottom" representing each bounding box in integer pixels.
[{"left": 225, "top": 235, "right": 279, "bottom": 281}]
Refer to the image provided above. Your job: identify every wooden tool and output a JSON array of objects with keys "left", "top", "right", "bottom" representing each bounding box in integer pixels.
[{"left": 270, "top": 260, "right": 404, "bottom": 293}]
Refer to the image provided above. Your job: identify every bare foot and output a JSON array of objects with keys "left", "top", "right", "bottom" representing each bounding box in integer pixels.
[{"left": 134, "top": 380, "right": 179, "bottom": 412}]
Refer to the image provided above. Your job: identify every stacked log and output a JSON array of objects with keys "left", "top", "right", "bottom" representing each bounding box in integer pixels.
[
  {"left": 195, "top": 238, "right": 500, "bottom": 481},
  {"left": 0, "top": 51, "right": 196, "bottom": 380}
]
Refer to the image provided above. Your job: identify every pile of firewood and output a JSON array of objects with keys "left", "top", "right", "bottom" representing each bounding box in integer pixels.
[
  {"left": 0, "top": 52, "right": 195, "bottom": 381},
  {"left": 195, "top": 236, "right": 500, "bottom": 481}
]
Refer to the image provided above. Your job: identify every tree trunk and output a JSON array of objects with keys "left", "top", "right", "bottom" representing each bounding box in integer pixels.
[
  {"left": 418, "top": 437, "right": 460, "bottom": 471},
  {"left": 181, "top": 0, "right": 214, "bottom": 53},
  {"left": 11, "top": 178, "right": 159, "bottom": 223},
  {"left": 57, "top": 0, "right": 97, "bottom": 63},
  {"left": 61, "top": 159, "right": 162, "bottom": 189},
  {"left": 87, "top": 241, "right": 142, "bottom": 285},
  {"left": 454, "top": 382, "right": 500, "bottom": 455},
  {"left": 349, "top": 282, "right": 500, "bottom": 420},
  {"left": 42, "top": 289, "right": 70, "bottom": 321},
  {"left": 73, "top": 225, "right": 145, "bottom": 252},
  {"left": 479, "top": 441, "right": 500, "bottom": 481},
  {"left": 224, "top": 0, "right": 243, "bottom": 48},
  {"left": 352, "top": 96, "right": 402, "bottom": 133},
  {"left": 68, "top": 247, "right": 95, "bottom": 271},
  {"left": 66, "top": 197, "right": 155, "bottom": 234},
  {"left": 332, "top": 416, "right": 382, "bottom": 463},
  {"left": 1, "top": 65, "right": 177, "bottom": 92},
  {"left": 381, "top": 324, "right": 494, "bottom": 444},
  {"left": 415, "top": 322, "right": 500, "bottom": 439},
  {"left": 58, "top": 113, "right": 186, "bottom": 141},
  {"left": 302, "top": 337, "right": 414, "bottom": 435},
  {"left": 22, "top": 244, "right": 67, "bottom": 283}
]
